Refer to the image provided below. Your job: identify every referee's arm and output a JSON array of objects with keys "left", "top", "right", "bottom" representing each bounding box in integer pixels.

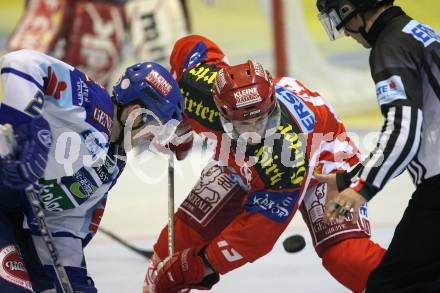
[
  {"left": 349, "top": 103, "right": 423, "bottom": 201},
  {"left": 337, "top": 36, "right": 425, "bottom": 201}
]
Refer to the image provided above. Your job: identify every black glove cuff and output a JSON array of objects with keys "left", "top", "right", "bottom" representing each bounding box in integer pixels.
[
  {"left": 197, "top": 272, "right": 220, "bottom": 289},
  {"left": 194, "top": 247, "right": 220, "bottom": 289},
  {"left": 336, "top": 171, "right": 351, "bottom": 192}
]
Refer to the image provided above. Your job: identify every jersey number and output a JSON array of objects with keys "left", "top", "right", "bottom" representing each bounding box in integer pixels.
[
  {"left": 24, "top": 92, "right": 44, "bottom": 116},
  {"left": 217, "top": 240, "right": 243, "bottom": 262}
]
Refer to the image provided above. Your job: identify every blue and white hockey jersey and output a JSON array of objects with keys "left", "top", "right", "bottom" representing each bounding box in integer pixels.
[{"left": 0, "top": 49, "right": 126, "bottom": 290}]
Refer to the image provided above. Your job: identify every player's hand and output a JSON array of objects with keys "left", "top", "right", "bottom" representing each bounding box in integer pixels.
[
  {"left": 325, "top": 188, "right": 366, "bottom": 224},
  {"left": 168, "top": 118, "right": 193, "bottom": 160},
  {"left": 143, "top": 248, "right": 207, "bottom": 293},
  {"left": 1, "top": 116, "right": 52, "bottom": 189},
  {"left": 146, "top": 117, "right": 193, "bottom": 160},
  {"left": 143, "top": 253, "right": 161, "bottom": 293},
  {"left": 313, "top": 172, "right": 338, "bottom": 205},
  {"left": 314, "top": 172, "right": 366, "bottom": 224}
]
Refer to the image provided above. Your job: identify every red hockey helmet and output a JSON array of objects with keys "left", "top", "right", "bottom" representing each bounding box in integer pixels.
[{"left": 212, "top": 60, "right": 276, "bottom": 122}]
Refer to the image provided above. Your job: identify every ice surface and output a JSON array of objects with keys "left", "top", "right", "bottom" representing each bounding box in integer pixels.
[{"left": 86, "top": 227, "right": 395, "bottom": 293}]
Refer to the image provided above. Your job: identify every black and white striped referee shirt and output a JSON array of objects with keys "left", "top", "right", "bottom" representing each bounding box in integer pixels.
[{"left": 344, "top": 6, "right": 440, "bottom": 200}]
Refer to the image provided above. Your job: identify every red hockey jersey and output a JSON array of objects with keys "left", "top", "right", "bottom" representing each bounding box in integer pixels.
[{"left": 153, "top": 35, "right": 360, "bottom": 274}]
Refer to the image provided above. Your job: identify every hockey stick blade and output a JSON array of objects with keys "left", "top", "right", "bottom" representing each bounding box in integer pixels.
[
  {"left": 283, "top": 234, "right": 306, "bottom": 253},
  {"left": 98, "top": 226, "right": 153, "bottom": 259}
]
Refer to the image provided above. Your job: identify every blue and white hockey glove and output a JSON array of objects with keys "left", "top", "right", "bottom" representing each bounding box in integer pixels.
[{"left": 1, "top": 116, "right": 53, "bottom": 189}]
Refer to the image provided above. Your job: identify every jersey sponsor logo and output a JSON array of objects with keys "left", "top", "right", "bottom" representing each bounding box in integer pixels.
[
  {"left": 37, "top": 129, "right": 53, "bottom": 149},
  {"left": 252, "top": 61, "right": 267, "bottom": 79},
  {"left": 184, "top": 42, "right": 208, "bottom": 71},
  {"left": 188, "top": 51, "right": 203, "bottom": 69},
  {"left": 93, "top": 156, "right": 117, "bottom": 184},
  {"left": 81, "top": 129, "right": 108, "bottom": 161},
  {"left": 0, "top": 245, "right": 32, "bottom": 291},
  {"left": 403, "top": 20, "right": 440, "bottom": 48},
  {"left": 86, "top": 198, "right": 106, "bottom": 234},
  {"left": 5, "top": 260, "right": 26, "bottom": 273},
  {"left": 44, "top": 66, "right": 67, "bottom": 100},
  {"left": 93, "top": 106, "right": 113, "bottom": 134},
  {"left": 306, "top": 183, "right": 331, "bottom": 235},
  {"left": 145, "top": 70, "right": 172, "bottom": 96},
  {"left": 72, "top": 70, "right": 90, "bottom": 106},
  {"left": 182, "top": 88, "right": 219, "bottom": 123},
  {"left": 243, "top": 109, "right": 261, "bottom": 117},
  {"left": 182, "top": 62, "right": 223, "bottom": 130},
  {"left": 214, "top": 69, "right": 227, "bottom": 93},
  {"left": 234, "top": 87, "right": 262, "bottom": 108},
  {"left": 375, "top": 75, "right": 407, "bottom": 106},
  {"left": 252, "top": 123, "right": 307, "bottom": 187},
  {"left": 179, "top": 165, "right": 238, "bottom": 226},
  {"left": 253, "top": 145, "right": 285, "bottom": 186},
  {"left": 70, "top": 169, "right": 98, "bottom": 200},
  {"left": 245, "top": 190, "right": 299, "bottom": 223},
  {"left": 39, "top": 179, "right": 76, "bottom": 211},
  {"left": 69, "top": 182, "right": 97, "bottom": 200},
  {"left": 188, "top": 62, "right": 218, "bottom": 85},
  {"left": 275, "top": 86, "right": 315, "bottom": 134},
  {"left": 302, "top": 183, "right": 371, "bottom": 248}
]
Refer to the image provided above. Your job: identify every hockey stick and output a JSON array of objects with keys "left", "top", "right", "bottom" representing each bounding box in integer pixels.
[
  {"left": 168, "top": 153, "right": 175, "bottom": 256},
  {"left": 25, "top": 186, "right": 74, "bottom": 293},
  {"left": 168, "top": 153, "right": 183, "bottom": 293},
  {"left": 98, "top": 226, "right": 153, "bottom": 259},
  {"left": 1, "top": 124, "right": 74, "bottom": 292}
]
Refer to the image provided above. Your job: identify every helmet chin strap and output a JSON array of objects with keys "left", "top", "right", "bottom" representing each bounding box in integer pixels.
[
  {"left": 344, "top": 14, "right": 373, "bottom": 48},
  {"left": 359, "top": 26, "right": 374, "bottom": 48}
]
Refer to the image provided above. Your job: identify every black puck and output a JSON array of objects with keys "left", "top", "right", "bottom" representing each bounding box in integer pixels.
[{"left": 283, "top": 234, "right": 306, "bottom": 253}]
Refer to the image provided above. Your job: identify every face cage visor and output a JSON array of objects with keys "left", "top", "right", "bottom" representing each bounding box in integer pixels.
[
  {"left": 220, "top": 102, "right": 280, "bottom": 142},
  {"left": 220, "top": 115, "right": 269, "bottom": 142},
  {"left": 318, "top": 9, "right": 346, "bottom": 41}
]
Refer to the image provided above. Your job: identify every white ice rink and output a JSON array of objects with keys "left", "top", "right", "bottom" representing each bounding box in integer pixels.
[
  {"left": 86, "top": 227, "right": 396, "bottom": 293},
  {"left": 87, "top": 134, "right": 414, "bottom": 292}
]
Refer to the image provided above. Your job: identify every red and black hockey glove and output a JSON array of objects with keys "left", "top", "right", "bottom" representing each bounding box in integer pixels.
[
  {"left": 168, "top": 116, "right": 193, "bottom": 160},
  {"left": 144, "top": 247, "right": 219, "bottom": 293}
]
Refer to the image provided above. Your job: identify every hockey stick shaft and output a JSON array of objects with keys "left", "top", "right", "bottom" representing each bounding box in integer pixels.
[
  {"left": 98, "top": 226, "right": 153, "bottom": 259},
  {"left": 25, "top": 186, "right": 74, "bottom": 293},
  {"left": 168, "top": 153, "right": 175, "bottom": 256},
  {"left": 168, "top": 154, "right": 183, "bottom": 293}
]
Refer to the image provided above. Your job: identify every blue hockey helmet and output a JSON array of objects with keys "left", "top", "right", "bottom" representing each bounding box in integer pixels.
[{"left": 113, "top": 62, "right": 184, "bottom": 125}]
